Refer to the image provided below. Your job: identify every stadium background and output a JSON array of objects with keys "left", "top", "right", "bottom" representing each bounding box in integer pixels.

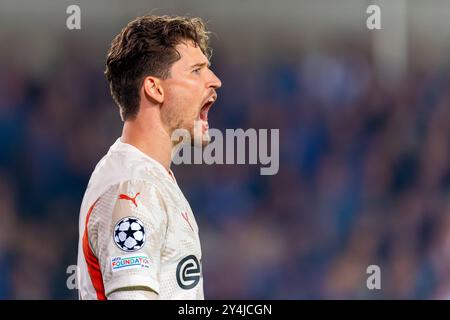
[{"left": 1, "top": 0, "right": 450, "bottom": 299}]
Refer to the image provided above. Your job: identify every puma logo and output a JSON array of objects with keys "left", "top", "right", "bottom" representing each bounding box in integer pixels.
[{"left": 119, "top": 192, "right": 140, "bottom": 207}]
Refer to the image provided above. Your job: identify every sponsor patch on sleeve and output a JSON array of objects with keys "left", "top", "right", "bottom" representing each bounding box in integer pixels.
[{"left": 111, "top": 255, "right": 151, "bottom": 272}]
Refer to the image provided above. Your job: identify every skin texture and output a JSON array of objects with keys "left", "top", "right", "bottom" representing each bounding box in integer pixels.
[
  {"left": 122, "top": 40, "right": 222, "bottom": 171},
  {"left": 116, "top": 40, "right": 221, "bottom": 300}
]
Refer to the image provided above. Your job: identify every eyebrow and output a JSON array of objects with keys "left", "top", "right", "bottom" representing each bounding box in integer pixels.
[{"left": 190, "top": 61, "right": 211, "bottom": 69}]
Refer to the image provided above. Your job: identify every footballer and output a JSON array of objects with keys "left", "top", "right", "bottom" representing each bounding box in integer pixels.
[{"left": 77, "top": 15, "right": 222, "bottom": 300}]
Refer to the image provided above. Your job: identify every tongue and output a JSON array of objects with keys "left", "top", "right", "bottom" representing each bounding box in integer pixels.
[{"left": 200, "top": 108, "right": 208, "bottom": 121}]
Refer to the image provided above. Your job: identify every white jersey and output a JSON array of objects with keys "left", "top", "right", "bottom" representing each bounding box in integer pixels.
[{"left": 77, "top": 138, "right": 204, "bottom": 300}]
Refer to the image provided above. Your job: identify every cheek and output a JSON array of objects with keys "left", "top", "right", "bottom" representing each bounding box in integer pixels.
[
  {"left": 165, "top": 94, "right": 197, "bottom": 122},
  {"left": 164, "top": 79, "right": 203, "bottom": 113},
  {"left": 183, "top": 84, "right": 202, "bottom": 104},
  {"left": 179, "top": 91, "right": 202, "bottom": 113},
  {"left": 168, "top": 84, "right": 191, "bottom": 103}
]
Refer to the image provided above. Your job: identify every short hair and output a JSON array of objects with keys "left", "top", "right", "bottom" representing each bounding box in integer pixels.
[{"left": 105, "top": 15, "right": 212, "bottom": 121}]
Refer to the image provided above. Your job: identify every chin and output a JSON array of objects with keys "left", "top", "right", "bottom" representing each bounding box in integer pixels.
[
  {"left": 190, "top": 130, "right": 211, "bottom": 147},
  {"left": 187, "top": 119, "right": 211, "bottom": 147}
]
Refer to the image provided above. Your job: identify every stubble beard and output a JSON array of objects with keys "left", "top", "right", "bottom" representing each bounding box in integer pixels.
[{"left": 166, "top": 115, "right": 211, "bottom": 149}]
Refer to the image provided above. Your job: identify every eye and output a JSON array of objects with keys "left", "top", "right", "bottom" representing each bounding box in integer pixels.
[{"left": 192, "top": 67, "right": 201, "bottom": 74}]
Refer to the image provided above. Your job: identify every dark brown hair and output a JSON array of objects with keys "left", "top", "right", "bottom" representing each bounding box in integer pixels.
[{"left": 105, "top": 15, "right": 212, "bottom": 121}]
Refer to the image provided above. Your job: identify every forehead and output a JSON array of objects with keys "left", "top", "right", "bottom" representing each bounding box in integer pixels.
[{"left": 173, "top": 41, "right": 208, "bottom": 67}]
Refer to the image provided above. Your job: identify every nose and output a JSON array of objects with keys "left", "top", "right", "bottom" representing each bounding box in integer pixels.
[{"left": 208, "top": 70, "right": 222, "bottom": 90}]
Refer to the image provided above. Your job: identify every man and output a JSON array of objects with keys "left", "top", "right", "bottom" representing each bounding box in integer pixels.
[{"left": 77, "top": 15, "right": 222, "bottom": 300}]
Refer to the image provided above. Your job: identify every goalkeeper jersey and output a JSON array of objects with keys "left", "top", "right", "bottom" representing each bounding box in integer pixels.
[{"left": 77, "top": 138, "right": 204, "bottom": 300}]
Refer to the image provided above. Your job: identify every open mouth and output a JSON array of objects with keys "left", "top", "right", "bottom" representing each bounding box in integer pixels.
[{"left": 199, "top": 96, "right": 216, "bottom": 121}]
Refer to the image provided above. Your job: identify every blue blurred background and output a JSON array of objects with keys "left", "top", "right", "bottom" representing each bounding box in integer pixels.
[{"left": 1, "top": 0, "right": 450, "bottom": 299}]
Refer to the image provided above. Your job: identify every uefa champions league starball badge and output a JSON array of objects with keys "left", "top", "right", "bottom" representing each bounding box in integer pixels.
[{"left": 113, "top": 217, "right": 146, "bottom": 251}]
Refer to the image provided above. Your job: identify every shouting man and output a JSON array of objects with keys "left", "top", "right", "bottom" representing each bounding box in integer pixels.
[{"left": 77, "top": 15, "right": 222, "bottom": 300}]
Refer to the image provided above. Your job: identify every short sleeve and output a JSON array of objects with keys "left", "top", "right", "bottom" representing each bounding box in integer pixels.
[{"left": 87, "top": 180, "right": 168, "bottom": 297}]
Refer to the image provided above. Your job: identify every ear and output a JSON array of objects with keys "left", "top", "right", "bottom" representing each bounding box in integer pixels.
[{"left": 143, "top": 76, "right": 164, "bottom": 104}]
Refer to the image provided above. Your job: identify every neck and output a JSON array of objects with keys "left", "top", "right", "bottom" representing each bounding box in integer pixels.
[{"left": 121, "top": 110, "right": 173, "bottom": 172}]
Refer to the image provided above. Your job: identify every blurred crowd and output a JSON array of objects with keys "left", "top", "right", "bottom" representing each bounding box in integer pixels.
[{"left": 0, "top": 37, "right": 449, "bottom": 299}]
